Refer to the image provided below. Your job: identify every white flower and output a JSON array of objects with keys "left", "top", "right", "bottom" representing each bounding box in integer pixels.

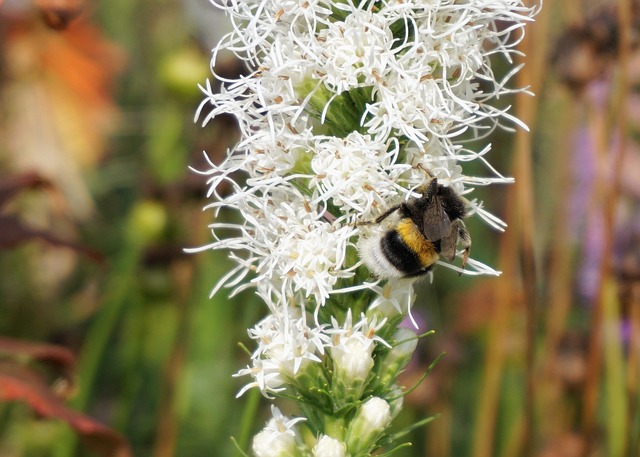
[
  {"left": 252, "top": 406, "right": 306, "bottom": 457},
  {"left": 326, "top": 310, "right": 389, "bottom": 405},
  {"left": 367, "top": 280, "right": 417, "bottom": 319},
  {"left": 331, "top": 335, "right": 375, "bottom": 382},
  {"left": 236, "top": 308, "right": 330, "bottom": 397},
  {"left": 235, "top": 358, "right": 287, "bottom": 398},
  {"left": 197, "top": 183, "right": 360, "bottom": 307},
  {"left": 313, "top": 435, "right": 347, "bottom": 457},
  {"left": 318, "top": 9, "right": 395, "bottom": 94},
  {"left": 327, "top": 310, "right": 387, "bottom": 381},
  {"left": 309, "top": 133, "right": 411, "bottom": 217},
  {"left": 327, "top": 310, "right": 389, "bottom": 348}
]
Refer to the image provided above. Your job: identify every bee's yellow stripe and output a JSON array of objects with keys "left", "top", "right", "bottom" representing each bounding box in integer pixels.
[{"left": 396, "top": 218, "right": 439, "bottom": 266}]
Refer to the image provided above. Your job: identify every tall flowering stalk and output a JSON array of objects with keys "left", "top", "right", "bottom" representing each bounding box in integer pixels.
[{"left": 195, "top": 1, "right": 536, "bottom": 455}]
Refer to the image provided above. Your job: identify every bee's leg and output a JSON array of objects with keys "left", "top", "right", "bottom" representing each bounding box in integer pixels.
[
  {"left": 355, "top": 204, "right": 402, "bottom": 226},
  {"left": 375, "top": 204, "right": 402, "bottom": 223},
  {"left": 456, "top": 220, "right": 471, "bottom": 270}
]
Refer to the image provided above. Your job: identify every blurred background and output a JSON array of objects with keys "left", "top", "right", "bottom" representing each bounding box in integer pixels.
[{"left": 0, "top": 0, "right": 639, "bottom": 456}]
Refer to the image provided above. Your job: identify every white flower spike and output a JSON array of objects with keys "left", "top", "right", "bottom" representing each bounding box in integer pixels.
[{"left": 197, "top": 0, "right": 537, "bottom": 455}]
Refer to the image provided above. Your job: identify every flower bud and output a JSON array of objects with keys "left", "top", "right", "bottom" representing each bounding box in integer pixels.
[
  {"left": 376, "top": 328, "right": 418, "bottom": 388},
  {"left": 313, "top": 435, "right": 346, "bottom": 457},
  {"left": 330, "top": 335, "right": 375, "bottom": 407},
  {"left": 387, "top": 384, "right": 404, "bottom": 420},
  {"left": 346, "top": 397, "right": 391, "bottom": 455},
  {"left": 252, "top": 430, "right": 298, "bottom": 457}
]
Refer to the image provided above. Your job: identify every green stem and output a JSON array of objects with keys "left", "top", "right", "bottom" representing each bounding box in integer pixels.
[
  {"left": 603, "top": 277, "right": 627, "bottom": 457},
  {"left": 236, "top": 389, "right": 261, "bottom": 456},
  {"left": 57, "top": 217, "right": 147, "bottom": 457}
]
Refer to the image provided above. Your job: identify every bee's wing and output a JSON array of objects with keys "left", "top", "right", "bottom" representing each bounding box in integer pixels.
[
  {"left": 422, "top": 196, "right": 452, "bottom": 241},
  {"left": 438, "top": 228, "right": 457, "bottom": 261}
]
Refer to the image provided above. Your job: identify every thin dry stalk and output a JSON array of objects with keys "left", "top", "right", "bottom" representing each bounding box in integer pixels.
[
  {"left": 471, "top": 1, "right": 549, "bottom": 455},
  {"left": 582, "top": 0, "right": 632, "bottom": 455}
]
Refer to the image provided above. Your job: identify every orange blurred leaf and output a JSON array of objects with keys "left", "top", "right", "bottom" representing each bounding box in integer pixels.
[{"left": 34, "top": 0, "right": 84, "bottom": 29}]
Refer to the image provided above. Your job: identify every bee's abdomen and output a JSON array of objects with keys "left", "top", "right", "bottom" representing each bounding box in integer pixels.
[
  {"left": 380, "top": 231, "right": 422, "bottom": 274},
  {"left": 381, "top": 219, "right": 439, "bottom": 276}
]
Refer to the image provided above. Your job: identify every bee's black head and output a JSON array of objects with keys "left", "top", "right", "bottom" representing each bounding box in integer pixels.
[{"left": 436, "top": 184, "right": 467, "bottom": 221}]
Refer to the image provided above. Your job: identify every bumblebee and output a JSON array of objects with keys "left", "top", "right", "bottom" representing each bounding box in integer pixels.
[{"left": 357, "top": 178, "right": 471, "bottom": 279}]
